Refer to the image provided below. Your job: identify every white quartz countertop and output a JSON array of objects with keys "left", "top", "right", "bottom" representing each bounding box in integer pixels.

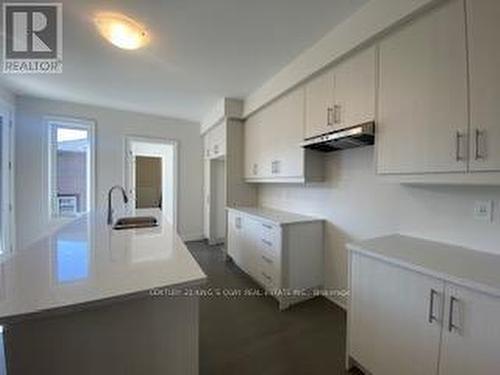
[
  {"left": 348, "top": 234, "right": 500, "bottom": 297},
  {"left": 226, "top": 206, "right": 322, "bottom": 225},
  {"left": 0, "top": 209, "right": 206, "bottom": 322}
]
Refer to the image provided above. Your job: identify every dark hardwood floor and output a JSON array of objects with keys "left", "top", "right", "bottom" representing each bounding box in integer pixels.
[{"left": 186, "top": 241, "right": 363, "bottom": 375}]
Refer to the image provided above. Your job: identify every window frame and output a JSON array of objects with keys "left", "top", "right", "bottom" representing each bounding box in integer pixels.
[
  {"left": 46, "top": 116, "right": 96, "bottom": 221},
  {"left": 0, "top": 105, "right": 14, "bottom": 255}
]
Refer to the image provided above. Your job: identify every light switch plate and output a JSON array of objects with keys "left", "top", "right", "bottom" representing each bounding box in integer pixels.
[{"left": 474, "top": 200, "right": 494, "bottom": 222}]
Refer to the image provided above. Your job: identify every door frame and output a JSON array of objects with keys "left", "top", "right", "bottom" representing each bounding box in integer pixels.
[{"left": 124, "top": 136, "right": 179, "bottom": 231}]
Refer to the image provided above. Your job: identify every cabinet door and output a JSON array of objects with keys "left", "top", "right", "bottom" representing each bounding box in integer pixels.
[
  {"left": 244, "top": 112, "right": 263, "bottom": 179},
  {"left": 203, "top": 132, "right": 212, "bottom": 159},
  {"left": 349, "top": 253, "right": 443, "bottom": 375},
  {"left": 210, "top": 122, "right": 226, "bottom": 158},
  {"left": 377, "top": 0, "right": 468, "bottom": 174},
  {"left": 304, "top": 69, "right": 334, "bottom": 139},
  {"left": 467, "top": 0, "right": 500, "bottom": 171},
  {"left": 269, "top": 87, "right": 305, "bottom": 178},
  {"left": 334, "top": 47, "right": 376, "bottom": 130},
  {"left": 439, "top": 284, "right": 500, "bottom": 375}
]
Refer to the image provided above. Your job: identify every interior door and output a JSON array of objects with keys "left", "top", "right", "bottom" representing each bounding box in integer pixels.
[
  {"left": 377, "top": 0, "right": 468, "bottom": 174},
  {"left": 467, "top": 0, "right": 500, "bottom": 171},
  {"left": 439, "top": 284, "right": 500, "bottom": 375},
  {"left": 349, "top": 253, "right": 444, "bottom": 375}
]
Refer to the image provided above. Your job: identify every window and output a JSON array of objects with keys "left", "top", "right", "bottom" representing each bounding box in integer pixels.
[
  {"left": 0, "top": 109, "right": 13, "bottom": 254},
  {"left": 48, "top": 118, "right": 95, "bottom": 219}
]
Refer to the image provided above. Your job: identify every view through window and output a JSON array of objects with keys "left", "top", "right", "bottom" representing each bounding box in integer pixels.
[{"left": 49, "top": 120, "right": 94, "bottom": 218}]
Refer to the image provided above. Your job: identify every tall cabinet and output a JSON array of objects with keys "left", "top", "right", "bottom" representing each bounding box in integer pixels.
[{"left": 202, "top": 100, "right": 257, "bottom": 246}]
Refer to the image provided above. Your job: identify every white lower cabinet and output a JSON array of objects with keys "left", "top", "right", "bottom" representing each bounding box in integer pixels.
[
  {"left": 349, "top": 251, "right": 500, "bottom": 375},
  {"left": 439, "top": 284, "right": 500, "bottom": 375},
  {"left": 227, "top": 208, "right": 323, "bottom": 309},
  {"left": 349, "top": 252, "right": 443, "bottom": 375}
]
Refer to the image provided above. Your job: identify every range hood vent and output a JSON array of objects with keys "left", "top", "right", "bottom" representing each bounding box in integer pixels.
[{"left": 301, "top": 122, "right": 375, "bottom": 152}]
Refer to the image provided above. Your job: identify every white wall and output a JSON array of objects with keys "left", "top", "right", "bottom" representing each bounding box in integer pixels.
[
  {"left": 15, "top": 96, "right": 203, "bottom": 249},
  {"left": 258, "top": 147, "right": 500, "bottom": 307}
]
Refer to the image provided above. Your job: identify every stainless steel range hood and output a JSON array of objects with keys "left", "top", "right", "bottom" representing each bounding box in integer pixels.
[{"left": 301, "top": 122, "right": 375, "bottom": 152}]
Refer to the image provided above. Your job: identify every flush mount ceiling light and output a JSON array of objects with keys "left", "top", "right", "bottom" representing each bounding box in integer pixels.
[{"left": 94, "top": 12, "right": 150, "bottom": 50}]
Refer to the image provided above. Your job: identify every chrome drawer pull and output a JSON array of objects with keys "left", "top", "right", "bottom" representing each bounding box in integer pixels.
[
  {"left": 261, "top": 239, "right": 273, "bottom": 247},
  {"left": 262, "top": 255, "right": 273, "bottom": 264},
  {"left": 262, "top": 223, "right": 273, "bottom": 230}
]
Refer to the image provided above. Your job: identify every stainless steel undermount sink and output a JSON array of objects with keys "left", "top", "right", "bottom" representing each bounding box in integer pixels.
[{"left": 112, "top": 216, "right": 159, "bottom": 230}]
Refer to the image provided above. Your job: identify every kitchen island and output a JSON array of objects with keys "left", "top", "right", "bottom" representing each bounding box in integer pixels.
[{"left": 0, "top": 209, "right": 206, "bottom": 375}]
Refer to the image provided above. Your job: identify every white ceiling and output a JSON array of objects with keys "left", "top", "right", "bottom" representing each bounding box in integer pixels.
[{"left": 1, "top": 0, "right": 369, "bottom": 122}]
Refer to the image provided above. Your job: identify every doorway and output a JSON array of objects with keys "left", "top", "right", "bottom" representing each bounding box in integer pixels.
[{"left": 125, "top": 137, "right": 177, "bottom": 228}]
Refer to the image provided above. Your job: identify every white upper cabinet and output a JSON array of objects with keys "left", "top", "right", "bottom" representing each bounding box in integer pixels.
[
  {"left": 467, "top": 0, "right": 500, "bottom": 172},
  {"left": 304, "top": 69, "right": 335, "bottom": 139},
  {"left": 204, "top": 122, "right": 226, "bottom": 160},
  {"left": 377, "top": 0, "right": 468, "bottom": 174},
  {"left": 304, "top": 46, "right": 376, "bottom": 139},
  {"left": 334, "top": 46, "right": 376, "bottom": 130},
  {"left": 244, "top": 87, "right": 323, "bottom": 183}
]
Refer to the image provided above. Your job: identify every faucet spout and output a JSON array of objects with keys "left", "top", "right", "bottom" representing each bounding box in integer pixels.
[{"left": 107, "top": 185, "right": 129, "bottom": 225}]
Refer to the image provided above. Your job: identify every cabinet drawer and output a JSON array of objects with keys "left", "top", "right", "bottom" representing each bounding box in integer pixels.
[
  {"left": 259, "top": 222, "right": 280, "bottom": 256},
  {"left": 258, "top": 252, "right": 280, "bottom": 282}
]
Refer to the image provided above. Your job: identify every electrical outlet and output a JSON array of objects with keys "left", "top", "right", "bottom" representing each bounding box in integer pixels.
[{"left": 473, "top": 200, "right": 494, "bottom": 222}]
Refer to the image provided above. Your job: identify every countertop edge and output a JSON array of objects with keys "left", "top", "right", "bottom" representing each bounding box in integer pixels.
[
  {"left": 226, "top": 206, "right": 323, "bottom": 226},
  {"left": 0, "top": 275, "right": 208, "bottom": 325},
  {"left": 347, "top": 242, "right": 500, "bottom": 299}
]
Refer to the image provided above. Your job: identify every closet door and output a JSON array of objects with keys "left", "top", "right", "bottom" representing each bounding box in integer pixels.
[
  {"left": 467, "top": 0, "right": 500, "bottom": 171},
  {"left": 439, "top": 283, "right": 500, "bottom": 375},
  {"left": 377, "top": 0, "right": 468, "bottom": 174}
]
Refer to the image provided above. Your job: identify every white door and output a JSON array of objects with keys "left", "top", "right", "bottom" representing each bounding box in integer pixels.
[
  {"left": 377, "top": 0, "right": 468, "bottom": 174},
  {"left": 304, "top": 68, "right": 335, "bottom": 139},
  {"left": 349, "top": 253, "right": 444, "bottom": 375},
  {"left": 439, "top": 284, "right": 500, "bottom": 375},
  {"left": 467, "top": 0, "right": 500, "bottom": 171},
  {"left": 334, "top": 46, "right": 376, "bottom": 130}
]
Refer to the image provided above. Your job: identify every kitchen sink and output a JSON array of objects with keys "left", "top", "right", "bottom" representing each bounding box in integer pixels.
[{"left": 112, "top": 216, "right": 159, "bottom": 230}]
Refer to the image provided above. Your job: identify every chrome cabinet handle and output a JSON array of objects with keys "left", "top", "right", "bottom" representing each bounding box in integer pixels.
[
  {"left": 333, "top": 104, "right": 341, "bottom": 124},
  {"left": 262, "top": 255, "right": 273, "bottom": 264},
  {"left": 475, "top": 129, "right": 484, "bottom": 160},
  {"left": 448, "top": 296, "right": 460, "bottom": 333},
  {"left": 455, "top": 132, "right": 465, "bottom": 162},
  {"left": 428, "top": 289, "right": 439, "bottom": 323},
  {"left": 327, "top": 108, "right": 334, "bottom": 126},
  {"left": 235, "top": 217, "right": 242, "bottom": 229},
  {"left": 262, "top": 223, "right": 273, "bottom": 230},
  {"left": 213, "top": 144, "right": 219, "bottom": 154}
]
